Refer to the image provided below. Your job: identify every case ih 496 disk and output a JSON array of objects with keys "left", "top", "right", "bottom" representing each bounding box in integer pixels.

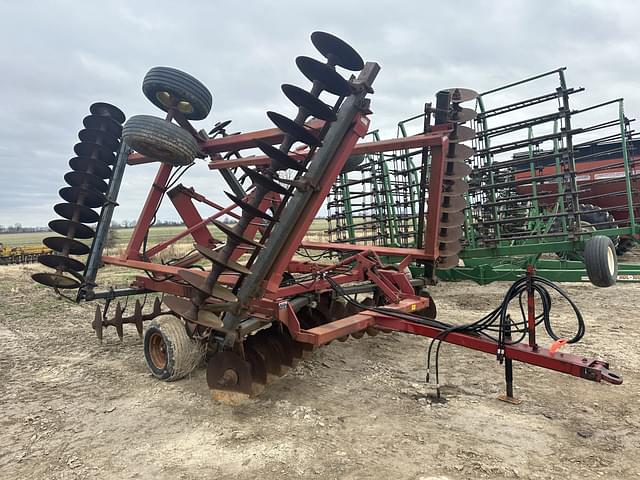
[{"left": 33, "top": 32, "right": 621, "bottom": 401}]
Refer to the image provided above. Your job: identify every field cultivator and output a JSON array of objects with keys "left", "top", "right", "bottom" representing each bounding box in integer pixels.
[
  {"left": 32, "top": 33, "right": 621, "bottom": 402},
  {"left": 0, "top": 243, "right": 52, "bottom": 265},
  {"left": 327, "top": 68, "right": 640, "bottom": 285}
]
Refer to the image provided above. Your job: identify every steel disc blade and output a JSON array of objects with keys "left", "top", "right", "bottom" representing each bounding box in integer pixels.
[
  {"left": 240, "top": 166, "right": 290, "bottom": 196},
  {"left": 244, "top": 345, "right": 268, "bottom": 385},
  {"left": 449, "top": 125, "right": 476, "bottom": 143},
  {"left": 163, "top": 295, "right": 198, "bottom": 323},
  {"left": 83, "top": 114, "right": 123, "bottom": 137},
  {"left": 211, "top": 219, "right": 263, "bottom": 249},
  {"left": 443, "top": 162, "right": 472, "bottom": 179},
  {"left": 64, "top": 171, "right": 108, "bottom": 193},
  {"left": 447, "top": 144, "right": 475, "bottom": 162},
  {"left": 208, "top": 119, "right": 232, "bottom": 136},
  {"left": 225, "top": 191, "right": 274, "bottom": 222},
  {"left": 43, "top": 236, "right": 90, "bottom": 255},
  {"left": 265, "top": 334, "right": 294, "bottom": 367},
  {"left": 448, "top": 107, "right": 476, "bottom": 124},
  {"left": 89, "top": 102, "right": 126, "bottom": 124},
  {"left": 254, "top": 140, "right": 305, "bottom": 172},
  {"left": 74, "top": 142, "right": 116, "bottom": 165},
  {"left": 246, "top": 335, "right": 286, "bottom": 376},
  {"left": 59, "top": 186, "right": 106, "bottom": 208},
  {"left": 32, "top": 272, "right": 81, "bottom": 289},
  {"left": 177, "top": 269, "right": 238, "bottom": 302},
  {"left": 206, "top": 351, "right": 254, "bottom": 395},
  {"left": 311, "top": 31, "right": 364, "bottom": 71},
  {"left": 54, "top": 202, "right": 100, "bottom": 224},
  {"left": 443, "top": 88, "right": 479, "bottom": 104},
  {"left": 440, "top": 195, "right": 467, "bottom": 213},
  {"left": 281, "top": 84, "right": 337, "bottom": 122},
  {"left": 266, "top": 111, "right": 321, "bottom": 147},
  {"left": 69, "top": 156, "right": 112, "bottom": 179},
  {"left": 438, "top": 240, "right": 463, "bottom": 256},
  {"left": 201, "top": 301, "right": 237, "bottom": 314},
  {"left": 444, "top": 179, "right": 469, "bottom": 195},
  {"left": 78, "top": 128, "right": 120, "bottom": 152},
  {"left": 296, "top": 56, "right": 351, "bottom": 97},
  {"left": 438, "top": 226, "right": 464, "bottom": 243},
  {"left": 38, "top": 253, "right": 85, "bottom": 272},
  {"left": 440, "top": 211, "right": 466, "bottom": 227},
  {"left": 195, "top": 244, "right": 251, "bottom": 275},
  {"left": 48, "top": 219, "right": 95, "bottom": 239},
  {"left": 195, "top": 309, "right": 224, "bottom": 329},
  {"left": 438, "top": 255, "right": 460, "bottom": 269}
]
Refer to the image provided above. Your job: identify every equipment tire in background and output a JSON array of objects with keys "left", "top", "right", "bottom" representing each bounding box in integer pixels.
[
  {"left": 143, "top": 315, "right": 204, "bottom": 381},
  {"left": 122, "top": 115, "right": 200, "bottom": 166},
  {"left": 142, "top": 66, "right": 212, "bottom": 120},
  {"left": 584, "top": 235, "right": 618, "bottom": 287}
]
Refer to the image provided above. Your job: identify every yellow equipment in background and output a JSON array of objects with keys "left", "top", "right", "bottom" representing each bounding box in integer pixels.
[{"left": 0, "top": 243, "right": 52, "bottom": 265}]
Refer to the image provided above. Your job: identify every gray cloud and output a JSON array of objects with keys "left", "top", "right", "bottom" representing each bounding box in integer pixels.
[{"left": 1, "top": 0, "right": 638, "bottom": 226}]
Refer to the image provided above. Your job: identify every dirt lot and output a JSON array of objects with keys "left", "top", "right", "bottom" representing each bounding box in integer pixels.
[{"left": 1, "top": 263, "right": 639, "bottom": 480}]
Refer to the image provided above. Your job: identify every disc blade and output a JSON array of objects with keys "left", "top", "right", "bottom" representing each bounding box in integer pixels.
[
  {"left": 89, "top": 102, "right": 126, "bottom": 124},
  {"left": 244, "top": 345, "right": 268, "bottom": 385},
  {"left": 43, "top": 236, "right": 90, "bottom": 255},
  {"left": 448, "top": 107, "right": 476, "bottom": 124},
  {"left": 37, "top": 254, "right": 85, "bottom": 272},
  {"left": 54, "top": 202, "right": 100, "bottom": 224},
  {"left": 240, "top": 166, "right": 290, "bottom": 196},
  {"left": 74, "top": 142, "right": 116, "bottom": 165},
  {"left": 78, "top": 128, "right": 120, "bottom": 152},
  {"left": 438, "top": 255, "right": 460, "bottom": 269},
  {"left": 443, "top": 88, "right": 479, "bottom": 104},
  {"left": 206, "top": 351, "right": 254, "bottom": 395},
  {"left": 296, "top": 56, "right": 351, "bottom": 97},
  {"left": 446, "top": 144, "right": 475, "bottom": 162},
  {"left": 267, "top": 111, "right": 321, "bottom": 147},
  {"left": 438, "top": 240, "right": 463, "bottom": 256},
  {"left": 443, "top": 162, "right": 472, "bottom": 179},
  {"left": 440, "top": 211, "right": 466, "bottom": 227},
  {"left": 59, "top": 186, "right": 106, "bottom": 208},
  {"left": 440, "top": 195, "right": 467, "bottom": 213},
  {"left": 211, "top": 219, "right": 263, "bottom": 249},
  {"left": 449, "top": 125, "right": 476, "bottom": 143},
  {"left": 444, "top": 179, "right": 469, "bottom": 195},
  {"left": 438, "top": 226, "right": 464, "bottom": 243},
  {"left": 311, "top": 31, "right": 364, "bottom": 71},
  {"left": 64, "top": 171, "right": 108, "bottom": 193},
  {"left": 196, "top": 309, "right": 224, "bottom": 329},
  {"left": 32, "top": 272, "right": 81, "bottom": 289},
  {"left": 48, "top": 219, "right": 95, "bottom": 239},
  {"left": 83, "top": 114, "right": 123, "bottom": 137},
  {"left": 225, "top": 191, "right": 274, "bottom": 222},
  {"left": 254, "top": 139, "right": 305, "bottom": 172},
  {"left": 177, "top": 269, "right": 238, "bottom": 302},
  {"left": 195, "top": 244, "right": 251, "bottom": 275},
  {"left": 281, "top": 84, "right": 337, "bottom": 122},
  {"left": 163, "top": 295, "right": 198, "bottom": 323},
  {"left": 69, "top": 156, "right": 112, "bottom": 179}
]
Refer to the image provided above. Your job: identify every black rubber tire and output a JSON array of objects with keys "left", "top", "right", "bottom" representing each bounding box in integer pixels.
[
  {"left": 142, "top": 67, "right": 212, "bottom": 120},
  {"left": 143, "top": 315, "right": 203, "bottom": 381},
  {"left": 584, "top": 235, "right": 618, "bottom": 288},
  {"left": 615, "top": 237, "right": 636, "bottom": 256},
  {"left": 122, "top": 115, "right": 200, "bottom": 166}
]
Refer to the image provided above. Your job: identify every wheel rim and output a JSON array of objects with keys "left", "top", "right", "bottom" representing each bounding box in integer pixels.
[
  {"left": 607, "top": 246, "right": 615, "bottom": 275},
  {"left": 149, "top": 331, "right": 168, "bottom": 369},
  {"left": 155, "top": 91, "right": 194, "bottom": 115}
]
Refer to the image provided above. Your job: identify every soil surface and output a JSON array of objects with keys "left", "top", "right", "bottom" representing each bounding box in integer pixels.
[{"left": 1, "top": 264, "right": 639, "bottom": 480}]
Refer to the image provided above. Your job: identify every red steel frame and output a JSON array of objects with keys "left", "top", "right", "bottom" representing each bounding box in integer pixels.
[{"left": 100, "top": 113, "right": 621, "bottom": 387}]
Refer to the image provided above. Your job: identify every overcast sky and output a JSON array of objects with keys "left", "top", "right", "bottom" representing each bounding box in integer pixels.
[{"left": 1, "top": 0, "right": 638, "bottom": 227}]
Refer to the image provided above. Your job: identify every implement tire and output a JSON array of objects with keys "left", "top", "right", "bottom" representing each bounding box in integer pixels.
[
  {"left": 143, "top": 315, "right": 204, "bottom": 381},
  {"left": 584, "top": 235, "right": 617, "bottom": 288},
  {"left": 142, "top": 66, "right": 212, "bottom": 120},
  {"left": 122, "top": 115, "right": 200, "bottom": 166}
]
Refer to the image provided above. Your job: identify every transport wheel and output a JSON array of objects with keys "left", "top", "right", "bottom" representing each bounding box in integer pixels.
[
  {"left": 142, "top": 66, "right": 212, "bottom": 120},
  {"left": 584, "top": 235, "right": 618, "bottom": 288},
  {"left": 122, "top": 115, "right": 200, "bottom": 166},
  {"left": 143, "top": 315, "right": 204, "bottom": 381}
]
